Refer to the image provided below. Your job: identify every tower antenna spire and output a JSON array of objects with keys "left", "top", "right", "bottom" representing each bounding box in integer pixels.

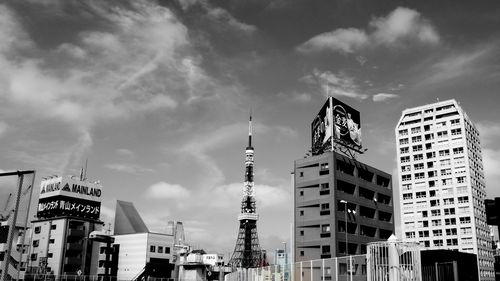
[{"left": 248, "top": 110, "right": 253, "bottom": 148}]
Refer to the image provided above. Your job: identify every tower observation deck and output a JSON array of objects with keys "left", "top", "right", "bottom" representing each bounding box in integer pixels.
[{"left": 229, "top": 115, "right": 263, "bottom": 268}]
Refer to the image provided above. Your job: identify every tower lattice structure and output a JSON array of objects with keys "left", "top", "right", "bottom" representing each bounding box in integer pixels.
[{"left": 229, "top": 115, "right": 263, "bottom": 268}]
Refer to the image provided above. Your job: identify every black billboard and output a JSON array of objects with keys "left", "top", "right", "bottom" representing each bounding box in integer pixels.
[
  {"left": 311, "top": 98, "right": 334, "bottom": 155},
  {"left": 37, "top": 195, "right": 101, "bottom": 220},
  {"left": 311, "top": 97, "right": 362, "bottom": 155}
]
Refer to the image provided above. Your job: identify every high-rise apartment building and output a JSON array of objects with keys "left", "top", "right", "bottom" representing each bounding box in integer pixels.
[{"left": 395, "top": 99, "right": 494, "bottom": 280}]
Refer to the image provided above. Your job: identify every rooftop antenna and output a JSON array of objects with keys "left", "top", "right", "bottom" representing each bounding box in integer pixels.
[
  {"left": 84, "top": 158, "right": 88, "bottom": 181},
  {"left": 80, "top": 159, "right": 88, "bottom": 181}
]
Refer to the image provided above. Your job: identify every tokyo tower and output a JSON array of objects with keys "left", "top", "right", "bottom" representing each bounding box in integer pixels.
[{"left": 228, "top": 114, "right": 263, "bottom": 268}]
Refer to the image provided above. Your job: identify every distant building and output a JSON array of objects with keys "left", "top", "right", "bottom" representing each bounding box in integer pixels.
[
  {"left": 395, "top": 99, "right": 494, "bottom": 280},
  {"left": 110, "top": 200, "right": 179, "bottom": 280},
  {"left": 26, "top": 175, "right": 103, "bottom": 276},
  {"left": 274, "top": 249, "right": 286, "bottom": 266}
]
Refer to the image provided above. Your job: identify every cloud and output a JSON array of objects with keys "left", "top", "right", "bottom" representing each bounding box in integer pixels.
[
  {"left": 422, "top": 46, "right": 493, "bottom": 85},
  {"left": 0, "top": 1, "right": 230, "bottom": 171},
  {"left": 297, "top": 7, "right": 439, "bottom": 54},
  {"left": 477, "top": 122, "right": 500, "bottom": 147},
  {"left": 297, "top": 28, "right": 368, "bottom": 54},
  {"left": 0, "top": 121, "right": 7, "bottom": 137},
  {"left": 116, "top": 148, "right": 134, "bottom": 157},
  {"left": 177, "top": 0, "right": 257, "bottom": 33},
  {"left": 370, "top": 7, "right": 439, "bottom": 46},
  {"left": 373, "top": 93, "right": 399, "bottom": 102},
  {"left": 105, "top": 163, "right": 154, "bottom": 174},
  {"left": 207, "top": 7, "right": 257, "bottom": 33},
  {"left": 146, "top": 181, "right": 190, "bottom": 199},
  {"left": 301, "top": 69, "right": 369, "bottom": 100},
  {"left": 483, "top": 148, "right": 500, "bottom": 198}
]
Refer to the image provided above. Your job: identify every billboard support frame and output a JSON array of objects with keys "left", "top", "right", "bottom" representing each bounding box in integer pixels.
[{"left": 0, "top": 170, "right": 36, "bottom": 281}]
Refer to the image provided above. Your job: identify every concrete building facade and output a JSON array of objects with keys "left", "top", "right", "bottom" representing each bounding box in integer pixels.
[
  {"left": 395, "top": 99, "right": 494, "bottom": 280},
  {"left": 26, "top": 175, "right": 103, "bottom": 276},
  {"left": 294, "top": 151, "right": 394, "bottom": 261}
]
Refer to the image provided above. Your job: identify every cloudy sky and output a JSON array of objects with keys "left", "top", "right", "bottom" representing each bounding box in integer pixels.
[{"left": 1, "top": 0, "right": 500, "bottom": 257}]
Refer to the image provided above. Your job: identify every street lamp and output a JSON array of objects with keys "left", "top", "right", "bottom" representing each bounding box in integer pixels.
[
  {"left": 282, "top": 241, "right": 287, "bottom": 265},
  {"left": 340, "top": 200, "right": 348, "bottom": 256}
]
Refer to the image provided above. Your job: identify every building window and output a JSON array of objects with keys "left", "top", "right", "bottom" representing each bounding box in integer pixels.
[
  {"left": 32, "top": 240, "right": 39, "bottom": 247},
  {"left": 299, "top": 191, "right": 304, "bottom": 196},
  {"left": 439, "top": 149, "right": 450, "bottom": 157},
  {"left": 400, "top": 147, "right": 409, "bottom": 154},
  {"left": 300, "top": 230, "right": 304, "bottom": 236},
  {"left": 405, "top": 232, "right": 415, "bottom": 238},
  {"left": 445, "top": 218, "right": 456, "bottom": 225},
  {"left": 51, "top": 224, "right": 56, "bottom": 230},
  {"left": 165, "top": 247, "right": 170, "bottom": 254},
  {"left": 299, "top": 210, "right": 304, "bottom": 216},
  {"left": 443, "top": 208, "right": 455, "bottom": 215},
  {"left": 433, "top": 240, "right": 443, "bottom": 247},
  {"left": 431, "top": 219, "right": 441, "bottom": 226},
  {"left": 158, "top": 246, "right": 163, "bottom": 253},
  {"left": 30, "top": 253, "right": 37, "bottom": 261},
  {"left": 402, "top": 193, "right": 413, "bottom": 200},
  {"left": 320, "top": 203, "right": 330, "bottom": 215},
  {"left": 411, "top": 136, "right": 422, "bottom": 143},
  {"left": 321, "top": 224, "right": 330, "bottom": 233},
  {"left": 431, "top": 210, "right": 441, "bottom": 217},
  {"left": 299, "top": 172, "right": 304, "bottom": 177},
  {"left": 49, "top": 239, "right": 55, "bottom": 244},
  {"left": 322, "top": 245, "right": 331, "bottom": 254},
  {"left": 445, "top": 228, "right": 457, "bottom": 236},
  {"left": 34, "top": 226, "right": 41, "bottom": 234},
  {"left": 320, "top": 163, "right": 329, "bottom": 175},
  {"left": 48, "top": 253, "right": 53, "bottom": 258},
  {"left": 459, "top": 217, "right": 471, "bottom": 224},
  {"left": 412, "top": 145, "right": 422, "bottom": 152},
  {"left": 300, "top": 251, "right": 304, "bottom": 257},
  {"left": 150, "top": 245, "right": 156, "bottom": 253},
  {"left": 320, "top": 183, "right": 330, "bottom": 195}
]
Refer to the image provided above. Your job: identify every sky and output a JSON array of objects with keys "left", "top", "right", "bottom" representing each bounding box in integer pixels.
[{"left": 1, "top": 0, "right": 500, "bottom": 259}]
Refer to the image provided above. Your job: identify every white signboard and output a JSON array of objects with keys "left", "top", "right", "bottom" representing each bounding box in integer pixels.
[{"left": 39, "top": 176, "right": 102, "bottom": 202}]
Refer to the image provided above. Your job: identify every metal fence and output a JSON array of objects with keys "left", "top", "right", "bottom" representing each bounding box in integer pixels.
[
  {"left": 225, "top": 255, "right": 367, "bottom": 281},
  {"left": 21, "top": 275, "right": 172, "bottom": 281}
]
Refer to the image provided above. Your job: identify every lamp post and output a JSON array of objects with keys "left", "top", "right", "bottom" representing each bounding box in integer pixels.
[
  {"left": 340, "top": 200, "right": 348, "bottom": 256},
  {"left": 282, "top": 241, "right": 287, "bottom": 265}
]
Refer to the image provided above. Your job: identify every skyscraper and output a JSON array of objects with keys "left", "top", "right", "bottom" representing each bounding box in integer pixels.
[
  {"left": 395, "top": 99, "right": 494, "bottom": 280},
  {"left": 229, "top": 115, "right": 263, "bottom": 268}
]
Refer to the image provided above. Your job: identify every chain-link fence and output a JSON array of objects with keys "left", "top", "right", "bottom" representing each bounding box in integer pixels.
[{"left": 225, "top": 255, "right": 367, "bottom": 281}]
